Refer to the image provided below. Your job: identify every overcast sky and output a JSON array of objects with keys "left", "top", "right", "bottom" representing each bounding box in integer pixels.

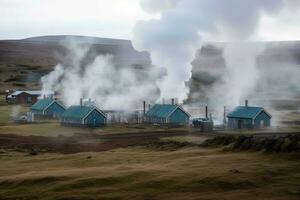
[{"left": 0, "top": 0, "right": 299, "bottom": 41}]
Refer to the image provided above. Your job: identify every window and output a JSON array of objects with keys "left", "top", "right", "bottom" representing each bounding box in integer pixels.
[
  {"left": 27, "top": 96, "right": 32, "bottom": 103},
  {"left": 260, "top": 120, "right": 264, "bottom": 128}
]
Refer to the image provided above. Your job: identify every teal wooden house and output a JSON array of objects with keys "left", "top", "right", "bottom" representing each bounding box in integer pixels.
[
  {"left": 227, "top": 101, "right": 271, "bottom": 129},
  {"left": 61, "top": 105, "right": 107, "bottom": 128},
  {"left": 145, "top": 104, "right": 190, "bottom": 125},
  {"left": 31, "top": 99, "right": 66, "bottom": 118}
]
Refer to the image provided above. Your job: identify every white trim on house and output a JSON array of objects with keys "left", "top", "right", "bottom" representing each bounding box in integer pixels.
[
  {"left": 82, "top": 107, "right": 107, "bottom": 123},
  {"left": 253, "top": 109, "right": 272, "bottom": 120},
  {"left": 165, "top": 105, "right": 191, "bottom": 121},
  {"left": 42, "top": 100, "right": 66, "bottom": 115}
]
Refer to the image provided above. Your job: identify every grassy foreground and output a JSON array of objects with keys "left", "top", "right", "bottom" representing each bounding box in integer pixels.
[{"left": 0, "top": 147, "right": 300, "bottom": 200}]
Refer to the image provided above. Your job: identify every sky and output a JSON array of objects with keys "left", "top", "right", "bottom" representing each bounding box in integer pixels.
[
  {"left": 0, "top": 0, "right": 155, "bottom": 40},
  {"left": 0, "top": 0, "right": 299, "bottom": 41}
]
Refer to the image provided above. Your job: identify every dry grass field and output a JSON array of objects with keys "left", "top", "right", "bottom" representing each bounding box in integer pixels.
[{"left": 0, "top": 147, "right": 300, "bottom": 200}]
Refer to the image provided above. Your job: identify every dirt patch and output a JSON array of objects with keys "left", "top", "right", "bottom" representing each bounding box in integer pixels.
[
  {"left": 0, "top": 130, "right": 194, "bottom": 153},
  {"left": 0, "top": 133, "right": 163, "bottom": 154}
]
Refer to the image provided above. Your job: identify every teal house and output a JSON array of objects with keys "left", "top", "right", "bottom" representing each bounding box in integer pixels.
[
  {"left": 227, "top": 101, "right": 271, "bottom": 129},
  {"left": 61, "top": 105, "right": 107, "bottom": 128},
  {"left": 145, "top": 104, "right": 190, "bottom": 125},
  {"left": 31, "top": 99, "right": 66, "bottom": 118}
]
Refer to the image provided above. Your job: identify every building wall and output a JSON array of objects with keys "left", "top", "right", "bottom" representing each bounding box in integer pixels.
[
  {"left": 168, "top": 108, "right": 189, "bottom": 124},
  {"left": 44, "top": 103, "right": 65, "bottom": 118},
  {"left": 145, "top": 117, "right": 166, "bottom": 124},
  {"left": 254, "top": 111, "right": 271, "bottom": 128},
  {"left": 31, "top": 109, "right": 43, "bottom": 115},
  {"left": 228, "top": 118, "right": 253, "bottom": 129},
  {"left": 14, "top": 93, "right": 38, "bottom": 104},
  {"left": 228, "top": 111, "right": 271, "bottom": 129},
  {"left": 84, "top": 110, "right": 106, "bottom": 127}
]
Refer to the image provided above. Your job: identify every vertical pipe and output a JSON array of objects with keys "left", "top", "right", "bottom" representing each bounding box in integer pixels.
[
  {"left": 223, "top": 106, "right": 226, "bottom": 124},
  {"left": 143, "top": 101, "right": 146, "bottom": 115},
  {"left": 245, "top": 99, "right": 248, "bottom": 107},
  {"left": 171, "top": 98, "right": 175, "bottom": 105},
  {"left": 205, "top": 106, "right": 208, "bottom": 119}
]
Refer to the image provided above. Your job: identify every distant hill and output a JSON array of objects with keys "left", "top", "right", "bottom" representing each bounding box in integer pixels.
[
  {"left": 0, "top": 35, "right": 151, "bottom": 91},
  {"left": 23, "top": 35, "right": 131, "bottom": 45}
]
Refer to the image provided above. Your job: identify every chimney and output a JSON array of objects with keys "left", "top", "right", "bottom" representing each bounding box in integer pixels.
[
  {"left": 245, "top": 100, "right": 248, "bottom": 107},
  {"left": 223, "top": 106, "right": 226, "bottom": 124},
  {"left": 80, "top": 98, "right": 83, "bottom": 106},
  {"left": 143, "top": 101, "right": 146, "bottom": 115},
  {"left": 205, "top": 106, "right": 208, "bottom": 119},
  {"left": 171, "top": 98, "right": 175, "bottom": 105}
]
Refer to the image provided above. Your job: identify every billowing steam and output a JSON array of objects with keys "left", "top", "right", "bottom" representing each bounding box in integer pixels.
[
  {"left": 41, "top": 0, "right": 300, "bottom": 118},
  {"left": 133, "top": 0, "right": 295, "bottom": 105},
  {"left": 41, "top": 40, "right": 159, "bottom": 110},
  {"left": 133, "top": 0, "right": 283, "bottom": 101}
]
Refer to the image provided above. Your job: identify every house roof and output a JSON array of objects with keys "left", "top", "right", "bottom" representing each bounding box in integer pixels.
[
  {"left": 31, "top": 99, "right": 54, "bottom": 111},
  {"left": 146, "top": 104, "right": 190, "bottom": 119},
  {"left": 8, "top": 90, "right": 54, "bottom": 98},
  {"left": 62, "top": 105, "right": 106, "bottom": 121},
  {"left": 10, "top": 91, "right": 42, "bottom": 96},
  {"left": 227, "top": 106, "right": 271, "bottom": 119},
  {"left": 31, "top": 99, "right": 65, "bottom": 111}
]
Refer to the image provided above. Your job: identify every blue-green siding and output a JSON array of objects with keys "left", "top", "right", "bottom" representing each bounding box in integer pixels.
[
  {"left": 228, "top": 110, "right": 271, "bottom": 129},
  {"left": 31, "top": 100, "right": 65, "bottom": 118},
  {"left": 254, "top": 111, "right": 271, "bottom": 128},
  {"left": 169, "top": 108, "right": 189, "bottom": 124},
  {"left": 228, "top": 118, "right": 253, "bottom": 129},
  {"left": 84, "top": 110, "right": 106, "bottom": 127},
  {"left": 44, "top": 102, "right": 65, "bottom": 118}
]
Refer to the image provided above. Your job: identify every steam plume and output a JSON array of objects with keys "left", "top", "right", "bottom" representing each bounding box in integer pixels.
[
  {"left": 41, "top": 40, "right": 160, "bottom": 110},
  {"left": 133, "top": 0, "right": 288, "bottom": 103}
]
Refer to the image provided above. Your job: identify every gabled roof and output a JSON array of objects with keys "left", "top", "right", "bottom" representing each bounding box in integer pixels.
[
  {"left": 227, "top": 106, "right": 271, "bottom": 119},
  {"left": 146, "top": 104, "right": 190, "bottom": 119},
  {"left": 62, "top": 105, "right": 106, "bottom": 121},
  {"left": 31, "top": 99, "right": 65, "bottom": 111},
  {"left": 31, "top": 99, "right": 54, "bottom": 111}
]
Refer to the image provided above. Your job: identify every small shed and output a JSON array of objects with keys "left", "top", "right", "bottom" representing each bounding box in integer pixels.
[
  {"left": 31, "top": 99, "right": 66, "bottom": 118},
  {"left": 61, "top": 105, "right": 107, "bottom": 128},
  {"left": 7, "top": 91, "right": 41, "bottom": 104},
  {"left": 192, "top": 118, "right": 214, "bottom": 132},
  {"left": 145, "top": 104, "right": 190, "bottom": 125},
  {"left": 227, "top": 102, "right": 271, "bottom": 129}
]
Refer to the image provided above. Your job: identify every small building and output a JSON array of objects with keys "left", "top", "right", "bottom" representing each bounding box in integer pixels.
[
  {"left": 192, "top": 106, "right": 214, "bottom": 132},
  {"left": 31, "top": 99, "right": 66, "bottom": 118},
  {"left": 145, "top": 104, "right": 190, "bottom": 125},
  {"left": 227, "top": 101, "right": 272, "bottom": 129},
  {"left": 7, "top": 90, "right": 41, "bottom": 104},
  {"left": 61, "top": 105, "right": 107, "bottom": 128},
  {"left": 192, "top": 118, "right": 214, "bottom": 132}
]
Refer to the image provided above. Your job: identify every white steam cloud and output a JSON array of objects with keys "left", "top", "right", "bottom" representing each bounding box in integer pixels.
[
  {"left": 41, "top": 41, "right": 159, "bottom": 110},
  {"left": 133, "top": 0, "right": 298, "bottom": 110}
]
